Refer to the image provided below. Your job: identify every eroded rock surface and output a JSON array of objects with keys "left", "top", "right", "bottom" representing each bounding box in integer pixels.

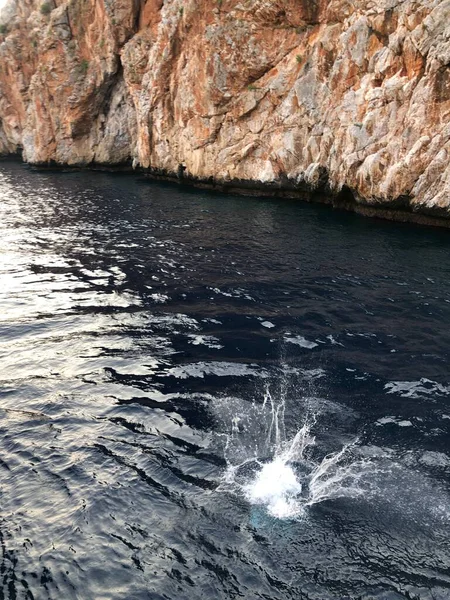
[{"left": 0, "top": 0, "right": 449, "bottom": 217}]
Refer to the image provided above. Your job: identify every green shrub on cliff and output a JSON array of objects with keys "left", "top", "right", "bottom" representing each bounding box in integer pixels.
[
  {"left": 0, "top": 24, "right": 8, "bottom": 35},
  {"left": 40, "top": 3, "right": 52, "bottom": 15},
  {"left": 79, "top": 59, "right": 89, "bottom": 74}
]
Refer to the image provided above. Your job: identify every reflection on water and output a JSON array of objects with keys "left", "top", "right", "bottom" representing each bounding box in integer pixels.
[{"left": 1, "top": 163, "right": 450, "bottom": 599}]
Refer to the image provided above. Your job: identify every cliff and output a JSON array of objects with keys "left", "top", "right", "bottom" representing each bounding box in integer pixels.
[{"left": 0, "top": 0, "right": 450, "bottom": 219}]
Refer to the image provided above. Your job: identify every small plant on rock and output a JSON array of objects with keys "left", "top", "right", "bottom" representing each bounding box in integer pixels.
[
  {"left": 40, "top": 3, "right": 52, "bottom": 15},
  {"left": 0, "top": 24, "right": 8, "bottom": 35},
  {"left": 79, "top": 59, "right": 89, "bottom": 74}
]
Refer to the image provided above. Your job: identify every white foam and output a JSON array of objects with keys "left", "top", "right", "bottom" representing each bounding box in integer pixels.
[
  {"left": 285, "top": 335, "right": 318, "bottom": 349},
  {"left": 244, "top": 459, "right": 303, "bottom": 518},
  {"left": 187, "top": 335, "right": 223, "bottom": 349},
  {"left": 385, "top": 378, "right": 450, "bottom": 399},
  {"left": 376, "top": 416, "right": 413, "bottom": 427},
  {"left": 326, "top": 334, "right": 344, "bottom": 346},
  {"left": 149, "top": 293, "right": 169, "bottom": 303},
  {"left": 209, "top": 287, "right": 255, "bottom": 301},
  {"left": 165, "top": 361, "right": 266, "bottom": 379},
  {"left": 419, "top": 451, "right": 450, "bottom": 469}
]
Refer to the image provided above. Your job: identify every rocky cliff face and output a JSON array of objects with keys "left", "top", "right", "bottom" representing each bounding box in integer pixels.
[{"left": 0, "top": 0, "right": 450, "bottom": 218}]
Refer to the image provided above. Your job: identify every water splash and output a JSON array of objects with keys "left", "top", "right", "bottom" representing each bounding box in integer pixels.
[
  {"left": 222, "top": 383, "right": 360, "bottom": 519},
  {"left": 221, "top": 382, "right": 450, "bottom": 525},
  {"left": 243, "top": 458, "right": 303, "bottom": 519}
]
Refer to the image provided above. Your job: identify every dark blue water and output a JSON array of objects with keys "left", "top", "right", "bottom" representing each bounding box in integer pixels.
[{"left": 0, "top": 162, "right": 450, "bottom": 600}]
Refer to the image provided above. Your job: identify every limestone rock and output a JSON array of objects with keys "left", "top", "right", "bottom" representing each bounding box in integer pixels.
[{"left": 0, "top": 0, "right": 449, "bottom": 218}]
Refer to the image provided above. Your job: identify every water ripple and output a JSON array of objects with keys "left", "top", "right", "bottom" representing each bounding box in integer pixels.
[{"left": 1, "top": 163, "right": 450, "bottom": 599}]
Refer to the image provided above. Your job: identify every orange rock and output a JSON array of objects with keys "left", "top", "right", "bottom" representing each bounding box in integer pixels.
[{"left": 0, "top": 0, "right": 449, "bottom": 216}]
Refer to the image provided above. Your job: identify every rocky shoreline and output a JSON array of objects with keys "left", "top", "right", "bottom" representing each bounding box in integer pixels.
[
  {"left": 1, "top": 0, "right": 449, "bottom": 224},
  {"left": 3, "top": 157, "right": 450, "bottom": 229}
]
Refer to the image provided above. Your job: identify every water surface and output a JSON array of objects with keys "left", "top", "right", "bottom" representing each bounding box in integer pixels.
[{"left": 1, "top": 163, "right": 450, "bottom": 600}]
